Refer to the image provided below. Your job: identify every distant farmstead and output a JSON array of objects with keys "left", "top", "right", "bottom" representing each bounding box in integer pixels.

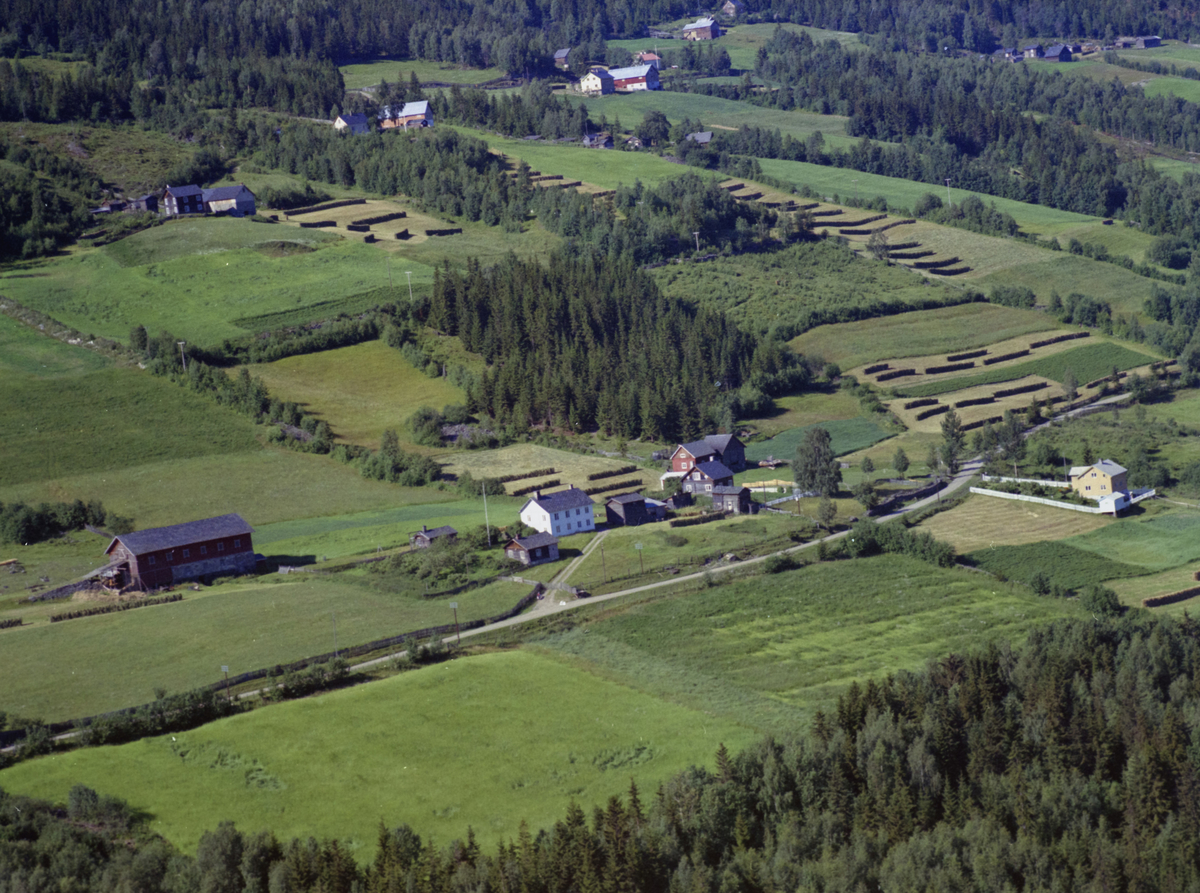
[
  {"left": 681, "top": 460, "right": 735, "bottom": 495},
  {"left": 161, "top": 184, "right": 204, "bottom": 216},
  {"left": 1043, "top": 44, "right": 1072, "bottom": 62},
  {"left": 334, "top": 113, "right": 370, "bottom": 135},
  {"left": 580, "top": 69, "right": 615, "bottom": 96},
  {"left": 381, "top": 100, "right": 434, "bottom": 130},
  {"left": 554, "top": 48, "right": 572, "bottom": 70},
  {"left": 606, "top": 64, "right": 661, "bottom": 91},
  {"left": 682, "top": 17, "right": 721, "bottom": 40},
  {"left": 103, "top": 513, "right": 256, "bottom": 590},
  {"left": 670, "top": 434, "right": 746, "bottom": 473}
]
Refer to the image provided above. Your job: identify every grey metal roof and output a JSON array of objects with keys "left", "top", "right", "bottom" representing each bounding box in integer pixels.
[
  {"left": 711, "top": 485, "right": 747, "bottom": 496},
  {"left": 526, "top": 486, "right": 594, "bottom": 512},
  {"left": 1045, "top": 44, "right": 1068, "bottom": 54},
  {"left": 677, "top": 439, "right": 718, "bottom": 459},
  {"left": 413, "top": 525, "right": 457, "bottom": 540},
  {"left": 684, "top": 17, "right": 716, "bottom": 29},
  {"left": 686, "top": 131, "right": 713, "bottom": 143},
  {"left": 511, "top": 532, "right": 558, "bottom": 550},
  {"left": 705, "top": 433, "right": 738, "bottom": 452},
  {"left": 338, "top": 113, "right": 368, "bottom": 125},
  {"left": 554, "top": 48, "right": 571, "bottom": 59},
  {"left": 607, "top": 64, "right": 654, "bottom": 80},
  {"left": 693, "top": 460, "right": 733, "bottom": 480},
  {"left": 399, "top": 100, "right": 429, "bottom": 116},
  {"left": 608, "top": 493, "right": 645, "bottom": 505},
  {"left": 203, "top": 185, "right": 253, "bottom": 202},
  {"left": 165, "top": 184, "right": 203, "bottom": 197},
  {"left": 107, "top": 514, "right": 253, "bottom": 556}
]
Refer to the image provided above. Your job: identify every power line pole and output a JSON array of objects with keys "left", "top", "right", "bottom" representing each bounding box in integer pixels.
[
  {"left": 177, "top": 341, "right": 187, "bottom": 372},
  {"left": 944, "top": 178, "right": 953, "bottom": 207},
  {"left": 405, "top": 270, "right": 414, "bottom": 303},
  {"left": 692, "top": 231, "right": 701, "bottom": 252}
]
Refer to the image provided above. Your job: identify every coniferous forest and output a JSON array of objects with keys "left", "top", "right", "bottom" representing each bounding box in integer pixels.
[{"left": 8, "top": 614, "right": 1200, "bottom": 891}]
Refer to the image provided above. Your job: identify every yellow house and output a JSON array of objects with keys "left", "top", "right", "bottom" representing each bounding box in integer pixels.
[{"left": 1069, "top": 459, "right": 1128, "bottom": 497}]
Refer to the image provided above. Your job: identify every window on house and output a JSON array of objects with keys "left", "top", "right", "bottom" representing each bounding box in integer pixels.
[
  {"left": 182, "top": 549, "right": 190, "bottom": 558},
  {"left": 554, "top": 512, "right": 560, "bottom": 520},
  {"left": 166, "top": 551, "right": 173, "bottom": 561},
  {"left": 148, "top": 555, "right": 156, "bottom": 565},
  {"left": 201, "top": 546, "right": 207, "bottom": 555},
  {"left": 234, "top": 539, "right": 241, "bottom": 548},
  {"left": 217, "top": 542, "right": 225, "bottom": 552}
]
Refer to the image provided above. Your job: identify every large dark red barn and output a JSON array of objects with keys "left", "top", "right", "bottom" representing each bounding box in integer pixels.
[{"left": 104, "top": 513, "right": 256, "bottom": 590}]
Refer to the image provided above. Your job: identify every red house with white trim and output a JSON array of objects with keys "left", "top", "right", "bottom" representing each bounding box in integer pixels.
[
  {"left": 606, "top": 64, "right": 661, "bottom": 92},
  {"left": 103, "top": 514, "right": 257, "bottom": 590}
]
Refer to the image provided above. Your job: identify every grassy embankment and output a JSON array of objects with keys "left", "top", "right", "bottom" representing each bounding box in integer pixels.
[{"left": 0, "top": 554, "right": 1083, "bottom": 857}]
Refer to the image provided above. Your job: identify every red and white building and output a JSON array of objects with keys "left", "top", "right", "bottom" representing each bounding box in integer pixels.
[
  {"left": 606, "top": 64, "right": 661, "bottom": 92},
  {"left": 103, "top": 514, "right": 256, "bottom": 590}
]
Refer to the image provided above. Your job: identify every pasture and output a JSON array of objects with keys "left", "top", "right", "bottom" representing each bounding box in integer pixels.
[
  {"left": 0, "top": 649, "right": 757, "bottom": 856},
  {"left": 0, "top": 574, "right": 534, "bottom": 722},
  {"left": 440, "top": 443, "right": 660, "bottom": 494},
  {"left": 887, "top": 375, "right": 1065, "bottom": 433},
  {"left": 339, "top": 58, "right": 506, "bottom": 90},
  {"left": 742, "top": 388, "right": 862, "bottom": 437},
  {"left": 971, "top": 252, "right": 1162, "bottom": 317},
  {"left": 916, "top": 493, "right": 1114, "bottom": 554},
  {"left": 0, "top": 448, "right": 458, "bottom": 532},
  {"left": 574, "top": 90, "right": 857, "bottom": 148},
  {"left": 742, "top": 417, "right": 891, "bottom": 464},
  {"left": 246, "top": 341, "right": 466, "bottom": 448},
  {"left": 0, "top": 311, "right": 111, "bottom": 378},
  {"left": 1106, "top": 560, "right": 1200, "bottom": 613},
  {"left": 653, "top": 238, "right": 951, "bottom": 333},
  {"left": 890, "top": 341, "right": 1159, "bottom": 398},
  {"left": 607, "top": 22, "right": 860, "bottom": 70},
  {"left": 536, "top": 554, "right": 1085, "bottom": 733},
  {"left": 0, "top": 218, "right": 426, "bottom": 344},
  {"left": 0, "top": 365, "right": 262, "bottom": 489},
  {"left": 789, "top": 303, "right": 1055, "bottom": 369},
  {"left": 965, "top": 540, "right": 1146, "bottom": 590},
  {"left": 1065, "top": 508, "right": 1200, "bottom": 571}
]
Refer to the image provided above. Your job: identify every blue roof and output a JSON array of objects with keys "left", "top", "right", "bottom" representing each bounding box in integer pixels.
[
  {"left": 166, "top": 184, "right": 202, "bottom": 197},
  {"left": 525, "top": 486, "right": 594, "bottom": 513},
  {"left": 694, "top": 460, "right": 733, "bottom": 480}
]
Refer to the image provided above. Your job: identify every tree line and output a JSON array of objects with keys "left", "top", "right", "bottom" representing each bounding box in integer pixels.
[{"left": 9, "top": 612, "right": 1200, "bottom": 891}]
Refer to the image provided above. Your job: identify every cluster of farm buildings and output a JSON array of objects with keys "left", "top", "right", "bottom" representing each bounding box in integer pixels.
[
  {"left": 97, "top": 434, "right": 763, "bottom": 590},
  {"left": 92, "top": 184, "right": 257, "bottom": 218},
  {"left": 994, "top": 35, "right": 1160, "bottom": 63}
]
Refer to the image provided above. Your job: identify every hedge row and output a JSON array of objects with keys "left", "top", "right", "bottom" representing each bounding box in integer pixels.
[
  {"left": 864, "top": 363, "right": 889, "bottom": 375},
  {"left": 298, "top": 220, "right": 336, "bottom": 228},
  {"left": 924, "top": 362, "right": 975, "bottom": 375},
  {"left": 49, "top": 594, "right": 183, "bottom": 623},
  {"left": 346, "top": 224, "right": 369, "bottom": 233},
  {"left": 983, "top": 349, "right": 1030, "bottom": 365},
  {"left": 889, "top": 249, "right": 935, "bottom": 260},
  {"left": 350, "top": 211, "right": 407, "bottom": 226},
  {"left": 511, "top": 479, "right": 560, "bottom": 496},
  {"left": 960, "top": 414, "right": 1004, "bottom": 432},
  {"left": 587, "top": 465, "right": 638, "bottom": 481},
  {"left": 669, "top": 511, "right": 727, "bottom": 528},
  {"left": 1029, "top": 331, "right": 1089, "bottom": 349},
  {"left": 927, "top": 266, "right": 973, "bottom": 276},
  {"left": 911, "top": 256, "right": 962, "bottom": 269},
  {"left": 1143, "top": 586, "right": 1200, "bottom": 608},
  {"left": 947, "top": 348, "right": 988, "bottom": 362},
  {"left": 584, "top": 478, "right": 643, "bottom": 495},
  {"left": 994, "top": 381, "right": 1048, "bottom": 398},
  {"left": 497, "top": 467, "right": 556, "bottom": 484},
  {"left": 876, "top": 368, "right": 916, "bottom": 381},
  {"left": 425, "top": 228, "right": 462, "bottom": 236},
  {"left": 888, "top": 241, "right": 921, "bottom": 251},
  {"left": 0, "top": 618, "right": 21, "bottom": 629},
  {"left": 286, "top": 198, "right": 365, "bottom": 216},
  {"left": 954, "top": 396, "right": 995, "bottom": 408},
  {"left": 903, "top": 398, "right": 939, "bottom": 410},
  {"left": 915, "top": 405, "right": 950, "bottom": 420}
]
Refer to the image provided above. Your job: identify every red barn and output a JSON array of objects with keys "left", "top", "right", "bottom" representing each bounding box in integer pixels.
[
  {"left": 606, "top": 64, "right": 661, "bottom": 92},
  {"left": 104, "top": 514, "right": 257, "bottom": 590}
]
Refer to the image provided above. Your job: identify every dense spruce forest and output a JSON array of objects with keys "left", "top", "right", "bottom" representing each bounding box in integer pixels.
[
  {"left": 8, "top": 613, "right": 1200, "bottom": 891},
  {"left": 431, "top": 250, "right": 806, "bottom": 440}
]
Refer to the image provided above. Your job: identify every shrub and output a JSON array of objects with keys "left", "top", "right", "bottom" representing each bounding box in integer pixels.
[{"left": 764, "top": 553, "right": 794, "bottom": 573}]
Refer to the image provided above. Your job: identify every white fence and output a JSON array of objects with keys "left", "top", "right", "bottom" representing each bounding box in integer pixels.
[
  {"left": 969, "top": 487, "right": 1114, "bottom": 515},
  {"left": 980, "top": 474, "right": 1070, "bottom": 489}
]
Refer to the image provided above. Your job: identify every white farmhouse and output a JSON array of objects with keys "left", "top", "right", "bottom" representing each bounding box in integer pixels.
[{"left": 519, "top": 486, "right": 596, "bottom": 537}]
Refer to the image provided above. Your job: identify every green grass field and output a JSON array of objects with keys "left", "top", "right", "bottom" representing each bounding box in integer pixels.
[
  {"left": 789, "top": 303, "right": 1058, "bottom": 369},
  {"left": 0, "top": 218, "right": 426, "bottom": 344},
  {"left": 892, "top": 342, "right": 1158, "bottom": 398},
  {"left": 1107, "top": 560, "right": 1200, "bottom": 613},
  {"left": 653, "top": 239, "right": 952, "bottom": 332},
  {"left": 971, "top": 252, "right": 1163, "bottom": 317},
  {"left": 0, "top": 448, "right": 459, "bottom": 532},
  {"left": 0, "top": 312, "right": 112, "bottom": 377},
  {"left": 440, "top": 443, "right": 660, "bottom": 493},
  {"left": 573, "top": 90, "right": 857, "bottom": 148},
  {"left": 741, "top": 388, "right": 862, "bottom": 436},
  {"left": 965, "top": 540, "right": 1147, "bottom": 589},
  {"left": 0, "top": 366, "right": 262, "bottom": 488},
  {"left": 743, "top": 417, "right": 891, "bottom": 463},
  {"left": 246, "top": 341, "right": 466, "bottom": 448},
  {"left": 339, "top": 58, "right": 506, "bottom": 90},
  {"left": 915, "top": 493, "right": 1114, "bottom": 554},
  {"left": 1065, "top": 508, "right": 1200, "bottom": 571},
  {"left": 0, "top": 574, "right": 534, "bottom": 722},
  {"left": 0, "top": 649, "right": 757, "bottom": 856},
  {"left": 758, "top": 158, "right": 1099, "bottom": 235},
  {"left": 535, "top": 554, "right": 1085, "bottom": 733}
]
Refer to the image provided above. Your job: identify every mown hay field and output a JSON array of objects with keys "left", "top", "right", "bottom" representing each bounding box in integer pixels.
[
  {"left": 1106, "top": 560, "right": 1200, "bottom": 613},
  {"left": 441, "top": 443, "right": 659, "bottom": 495},
  {"left": 789, "top": 303, "right": 1055, "bottom": 369},
  {"left": 966, "top": 540, "right": 1147, "bottom": 590},
  {"left": 916, "top": 493, "right": 1115, "bottom": 554},
  {"left": 742, "top": 417, "right": 892, "bottom": 463},
  {"left": 0, "top": 650, "right": 757, "bottom": 857},
  {"left": 0, "top": 574, "right": 534, "bottom": 722},
  {"left": 741, "top": 388, "right": 863, "bottom": 437},
  {"left": 848, "top": 329, "right": 1079, "bottom": 384},
  {"left": 245, "top": 341, "right": 465, "bottom": 449},
  {"left": 339, "top": 58, "right": 506, "bottom": 90},
  {"left": 1065, "top": 508, "right": 1200, "bottom": 571},
  {"left": 886, "top": 375, "right": 1065, "bottom": 433}
]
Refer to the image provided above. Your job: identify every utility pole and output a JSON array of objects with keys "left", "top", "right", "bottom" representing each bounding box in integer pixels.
[
  {"left": 177, "top": 341, "right": 187, "bottom": 372},
  {"left": 450, "top": 602, "right": 460, "bottom": 644},
  {"left": 635, "top": 542, "right": 644, "bottom": 575},
  {"left": 405, "top": 270, "right": 413, "bottom": 303},
  {"left": 944, "top": 178, "right": 953, "bottom": 207},
  {"left": 482, "top": 482, "right": 491, "bottom": 546},
  {"left": 600, "top": 543, "right": 607, "bottom": 583},
  {"left": 852, "top": 178, "right": 858, "bottom": 203},
  {"left": 332, "top": 612, "right": 338, "bottom": 657},
  {"left": 222, "top": 665, "right": 230, "bottom": 703},
  {"left": 692, "top": 231, "right": 701, "bottom": 252}
]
